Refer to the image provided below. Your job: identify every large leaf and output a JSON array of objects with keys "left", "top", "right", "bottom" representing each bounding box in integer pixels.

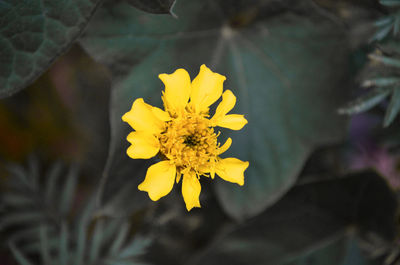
[
  {"left": 0, "top": 0, "right": 101, "bottom": 98},
  {"left": 126, "top": 0, "right": 176, "bottom": 15},
  {"left": 189, "top": 171, "right": 398, "bottom": 265},
  {"left": 80, "top": 0, "right": 350, "bottom": 219}
]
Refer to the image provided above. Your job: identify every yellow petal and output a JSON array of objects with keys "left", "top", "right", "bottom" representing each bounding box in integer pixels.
[
  {"left": 182, "top": 172, "right": 201, "bottom": 211},
  {"left": 215, "top": 158, "right": 249, "bottom": 186},
  {"left": 126, "top": 131, "right": 160, "bottom": 159},
  {"left": 122, "top": 98, "right": 164, "bottom": 134},
  {"left": 217, "top": 114, "right": 248, "bottom": 130},
  {"left": 159, "top": 69, "right": 191, "bottom": 114},
  {"left": 152, "top": 106, "right": 172, "bottom": 122},
  {"left": 190, "top": 64, "right": 226, "bottom": 113},
  {"left": 138, "top": 161, "right": 176, "bottom": 201},
  {"left": 218, "top": 137, "right": 232, "bottom": 155},
  {"left": 210, "top": 90, "right": 236, "bottom": 125}
]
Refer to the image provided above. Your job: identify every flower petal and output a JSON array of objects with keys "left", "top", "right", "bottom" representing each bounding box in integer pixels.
[
  {"left": 218, "top": 137, "right": 232, "bottom": 155},
  {"left": 190, "top": 64, "right": 226, "bottom": 113},
  {"left": 138, "top": 161, "right": 176, "bottom": 201},
  {"left": 159, "top": 68, "right": 191, "bottom": 114},
  {"left": 122, "top": 98, "right": 164, "bottom": 134},
  {"left": 215, "top": 158, "right": 249, "bottom": 186},
  {"left": 182, "top": 172, "right": 201, "bottom": 211},
  {"left": 210, "top": 90, "right": 236, "bottom": 125},
  {"left": 217, "top": 114, "right": 248, "bottom": 130},
  {"left": 126, "top": 131, "right": 160, "bottom": 159},
  {"left": 152, "top": 106, "right": 172, "bottom": 122}
]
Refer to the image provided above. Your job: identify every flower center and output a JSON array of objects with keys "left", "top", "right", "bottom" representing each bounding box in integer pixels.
[{"left": 159, "top": 114, "right": 219, "bottom": 175}]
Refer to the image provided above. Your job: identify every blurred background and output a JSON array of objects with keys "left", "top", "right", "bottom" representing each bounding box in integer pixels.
[{"left": 0, "top": 0, "right": 400, "bottom": 264}]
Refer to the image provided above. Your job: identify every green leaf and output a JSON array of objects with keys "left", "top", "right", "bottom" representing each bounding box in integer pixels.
[
  {"left": 369, "top": 54, "right": 400, "bottom": 68},
  {"left": 371, "top": 23, "right": 393, "bottom": 42},
  {"left": 363, "top": 77, "right": 400, "bottom": 87},
  {"left": 394, "top": 16, "right": 400, "bottom": 35},
  {"left": 59, "top": 167, "right": 78, "bottom": 215},
  {"left": 0, "top": 212, "right": 43, "bottom": 231},
  {"left": 338, "top": 87, "right": 391, "bottom": 115},
  {"left": 282, "top": 236, "right": 380, "bottom": 265},
  {"left": 384, "top": 87, "right": 400, "bottom": 126},
  {"left": 380, "top": 0, "right": 400, "bottom": 7},
  {"left": 80, "top": 0, "right": 350, "bottom": 219},
  {"left": 39, "top": 225, "right": 52, "bottom": 265},
  {"left": 374, "top": 17, "right": 394, "bottom": 27},
  {"left": 59, "top": 222, "right": 69, "bottom": 265},
  {"left": 190, "top": 171, "right": 397, "bottom": 265},
  {"left": 125, "top": 0, "right": 176, "bottom": 15},
  {"left": 118, "top": 236, "right": 152, "bottom": 259},
  {"left": 89, "top": 220, "right": 104, "bottom": 263},
  {"left": 109, "top": 223, "right": 130, "bottom": 256},
  {"left": 45, "top": 162, "right": 63, "bottom": 202},
  {"left": 75, "top": 196, "right": 97, "bottom": 265},
  {"left": 0, "top": 0, "right": 102, "bottom": 98},
  {"left": 9, "top": 243, "right": 34, "bottom": 265},
  {"left": 1, "top": 194, "right": 33, "bottom": 207}
]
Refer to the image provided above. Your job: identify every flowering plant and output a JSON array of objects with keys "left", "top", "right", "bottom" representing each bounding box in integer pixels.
[{"left": 122, "top": 65, "right": 248, "bottom": 210}]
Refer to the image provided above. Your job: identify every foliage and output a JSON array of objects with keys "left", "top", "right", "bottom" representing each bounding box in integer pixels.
[
  {"left": 1, "top": 158, "right": 151, "bottom": 265},
  {"left": 125, "top": 0, "right": 176, "bottom": 15},
  {"left": 189, "top": 171, "right": 398, "bottom": 265},
  {"left": 79, "top": 0, "right": 350, "bottom": 220},
  {"left": 339, "top": 0, "right": 400, "bottom": 127},
  {"left": 0, "top": 0, "right": 400, "bottom": 265},
  {"left": 371, "top": 0, "right": 400, "bottom": 42},
  {"left": 339, "top": 44, "right": 400, "bottom": 127},
  {"left": 0, "top": 0, "right": 102, "bottom": 98}
]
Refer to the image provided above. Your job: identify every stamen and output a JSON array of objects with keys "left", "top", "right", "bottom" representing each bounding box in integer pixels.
[{"left": 159, "top": 113, "right": 219, "bottom": 175}]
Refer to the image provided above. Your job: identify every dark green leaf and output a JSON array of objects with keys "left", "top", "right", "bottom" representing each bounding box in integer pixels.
[
  {"left": 0, "top": 212, "right": 43, "bottom": 231},
  {"left": 118, "top": 236, "right": 152, "bottom": 258},
  {"left": 80, "top": 0, "right": 350, "bottom": 219},
  {"left": 371, "top": 23, "right": 393, "bottom": 42},
  {"left": 109, "top": 223, "right": 130, "bottom": 256},
  {"left": 191, "top": 171, "right": 398, "bottom": 265},
  {"left": 394, "top": 16, "right": 400, "bottom": 35},
  {"left": 282, "top": 236, "right": 380, "bottom": 265},
  {"left": 59, "top": 167, "right": 78, "bottom": 215},
  {"left": 9, "top": 243, "right": 34, "bottom": 265},
  {"left": 45, "top": 162, "right": 63, "bottom": 202},
  {"left": 125, "top": 0, "right": 176, "bottom": 15},
  {"left": 75, "top": 196, "right": 96, "bottom": 265},
  {"left": 380, "top": 0, "right": 400, "bottom": 7},
  {"left": 6, "top": 164, "right": 29, "bottom": 187},
  {"left": 39, "top": 225, "right": 52, "bottom": 265},
  {"left": 374, "top": 17, "right": 394, "bottom": 27},
  {"left": 362, "top": 77, "right": 400, "bottom": 88},
  {"left": 59, "top": 222, "right": 69, "bottom": 265},
  {"left": 338, "top": 88, "right": 391, "bottom": 115},
  {"left": 369, "top": 54, "right": 400, "bottom": 68},
  {"left": 384, "top": 87, "right": 400, "bottom": 126},
  {"left": 1, "top": 194, "right": 33, "bottom": 207},
  {"left": 0, "top": 0, "right": 102, "bottom": 98},
  {"left": 89, "top": 220, "right": 104, "bottom": 263}
]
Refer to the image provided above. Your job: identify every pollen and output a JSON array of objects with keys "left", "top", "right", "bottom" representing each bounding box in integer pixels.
[{"left": 159, "top": 113, "right": 219, "bottom": 175}]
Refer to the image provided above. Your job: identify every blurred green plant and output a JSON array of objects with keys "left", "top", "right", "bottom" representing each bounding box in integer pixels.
[
  {"left": 339, "top": 0, "right": 400, "bottom": 127},
  {"left": 339, "top": 44, "right": 400, "bottom": 127},
  {"left": 1, "top": 157, "right": 151, "bottom": 265},
  {"left": 371, "top": 0, "right": 400, "bottom": 42}
]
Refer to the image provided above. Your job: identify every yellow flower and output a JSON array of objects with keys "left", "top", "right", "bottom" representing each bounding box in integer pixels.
[{"left": 122, "top": 65, "right": 249, "bottom": 211}]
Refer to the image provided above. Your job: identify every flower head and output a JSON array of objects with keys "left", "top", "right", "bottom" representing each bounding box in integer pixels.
[{"left": 122, "top": 65, "right": 249, "bottom": 211}]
